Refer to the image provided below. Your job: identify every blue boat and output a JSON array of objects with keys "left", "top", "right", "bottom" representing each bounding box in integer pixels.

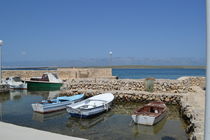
[{"left": 32, "top": 94, "right": 85, "bottom": 113}]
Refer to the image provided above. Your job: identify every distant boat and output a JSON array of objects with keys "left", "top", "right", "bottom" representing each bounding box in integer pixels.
[
  {"left": 32, "top": 94, "right": 85, "bottom": 113},
  {"left": 66, "top": 93, "right": 114, "bottom": 118},
  {"left": 3, "top": 76, "right": 27, "bottom": 89},
  {"left": 132, "top": 101, "right": 167, "bottom": 125},
  {"left": 26, "top": 73, "right": 63, "bottom": 90}
]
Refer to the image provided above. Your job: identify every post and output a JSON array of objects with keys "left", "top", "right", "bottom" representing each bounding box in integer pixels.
[
  {"left": 205, "top": 0, "right": 210, "bottom": 139},
  {"left": 0, "top": 103, "right": 2, "bottom": 120},
  {"left": 0, "top": 40, "right": 3, "bottom": 84},
  {"left": 109, "top": 51, "right": 112, "bottom": 67}
]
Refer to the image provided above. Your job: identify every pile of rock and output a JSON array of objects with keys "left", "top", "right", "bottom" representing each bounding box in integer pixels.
[
  {"left": 60, "top": 89, "right": 183, "bottom": 104},
  {"left": 62, "top": 76, "right": 205, "bottom": 93}
]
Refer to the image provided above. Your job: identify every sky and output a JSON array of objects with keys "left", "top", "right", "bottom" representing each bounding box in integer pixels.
[{"left": 0, "top": 0, "right": 206, "bottom": 66}]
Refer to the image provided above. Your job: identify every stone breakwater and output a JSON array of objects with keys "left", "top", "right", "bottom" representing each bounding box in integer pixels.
[
  {"left": 62, "top": 76, "right": 205, "bottom": 93},
  {"left": 60, "top": 89, "right": 183, "bottom": 104},
  {"left": 179, "top": 87, "right": 205, "bottom": 140},
  {"left": 61, "top": 76, "right": 206, "bottom": 140}
]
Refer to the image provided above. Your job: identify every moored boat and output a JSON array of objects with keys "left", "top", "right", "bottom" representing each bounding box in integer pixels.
[
  {"left": 3, "top": 76, "right": 27, "bottom": 89},
  {"left": 132, "top": 101, "right": 167, "bottom": 125},
  {"left": 26, "top": 73, "right": 63, "bottom": 90},
  {"left": 32, "top": 94, "right": 85, "bottom": 113},
  {"left": 66, "top": 93, "right": 114, "bottom": 118}
]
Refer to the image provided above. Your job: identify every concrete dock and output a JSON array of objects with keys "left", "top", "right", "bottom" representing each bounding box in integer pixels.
[{"left": 0, "top": 122, "right": 86, "bottom": 140}]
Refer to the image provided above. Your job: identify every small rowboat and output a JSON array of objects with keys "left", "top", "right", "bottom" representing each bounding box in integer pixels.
[
  {"left": 32, "top": 94, "right": 84, "bottom": 113},
  {"left": 132, "top": 101, "right": 167, "bottom": 125},
  {"left": 66, "top": 93, "right": 114, "bottom": 118}
]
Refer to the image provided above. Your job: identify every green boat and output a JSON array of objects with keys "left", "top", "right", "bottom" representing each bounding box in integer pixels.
[{"left": 26, "top": 73, "right": 63, "bottom": 91}]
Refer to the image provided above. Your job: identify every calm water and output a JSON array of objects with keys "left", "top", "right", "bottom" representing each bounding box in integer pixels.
[
  {"left": 0, "top": 90, "right": 188, "bottom": 140},
  {"left": 112, "top": 68, "right": 205, "bottom": 79}
]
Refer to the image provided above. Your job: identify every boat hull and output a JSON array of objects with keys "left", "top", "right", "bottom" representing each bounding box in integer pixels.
[
  {"left": 67, "top": 93, "right": 114, "bottom": 118},
  {"left": 132, "top": 110, "right": 167, "bottom": 125},
  {"left": 27, "top": 81, "right": 63, "bottom": 91},
  {"left": 9, "top": 83, "right": 27, "bottom": 90},
  {"left": 32, "top": 94, "right": 84, "bottom": 113},
  {"left": 32, "top": 101, "right": 73, "bottom": 113},
  {"left": 3, "top": 77, "right": 27, "bottom": 90},
  {"left": 67, "top": 103, "right": 111, "bottom": 118}
]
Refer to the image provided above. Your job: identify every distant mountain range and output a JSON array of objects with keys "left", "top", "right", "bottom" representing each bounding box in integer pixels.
[{"left": 3, "top": 57, "right": 206, "bottom": 68}]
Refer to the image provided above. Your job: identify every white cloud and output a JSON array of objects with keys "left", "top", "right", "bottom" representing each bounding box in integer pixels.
[{"left": 21, "top": 51, "right": 27, "bottom": 56}]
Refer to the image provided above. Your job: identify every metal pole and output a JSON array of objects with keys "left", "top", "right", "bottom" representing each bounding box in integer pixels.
[
  {"left": 0, "top": 103, "right": 2, "bottom": 121},
  {"left": 0, "top": 46, "right": 2, "bottom": 84},
  {"left": 0, "top": 40, "right": 3, "bottom": 84},
  {"left": 109, "top": 51, "right": 112, "bottom": 67},
  {"left": 205, "top": 0, "right": 210, "bottom": 139}
]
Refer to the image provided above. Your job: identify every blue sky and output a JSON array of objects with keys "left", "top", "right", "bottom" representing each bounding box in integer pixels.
[{"left": 0, "top": 0, "right": 206, "bottom": 66}]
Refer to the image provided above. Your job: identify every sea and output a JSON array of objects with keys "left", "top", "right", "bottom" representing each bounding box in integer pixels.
[
  {"left": 112, "top": 68, "right": 206, "bottom": 79},
  {"left": 3, "top": 67, "right": 206, "bottom": 79}
]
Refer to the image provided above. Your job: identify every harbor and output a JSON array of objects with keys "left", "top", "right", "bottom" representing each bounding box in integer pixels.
[
  {"left": 0, "top": 0, "right": 208, "bottom": 139},
  {"left": 0, "top": 68, "right": 206, "bottom": 140},
  {"left": 0, "top": 90, "right": 188, "bottom": 140}
]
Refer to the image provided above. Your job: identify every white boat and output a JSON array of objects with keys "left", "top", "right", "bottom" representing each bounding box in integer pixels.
[
  {"left": 66, "top": 93, "right": 114, "bottom": 118},
  {"left": 3, "top": 76, "right": 27, "bottom": 89},
  {"left": 132, "top": 101, "right": 167, "bottom": 125},
  {"left": 26, "top": 72, "right": 63, "bottom": 90},
  {"left": 32, "top": 94, "right": 85, "bottom": 113}
]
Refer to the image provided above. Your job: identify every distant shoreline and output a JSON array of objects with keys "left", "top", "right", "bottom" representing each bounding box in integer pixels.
[
  {"left": 2, "top": 65, "right": 206, "bottom": 70},
  {"left": 106, "top": 65, "right": 206, "bottom": 69}
]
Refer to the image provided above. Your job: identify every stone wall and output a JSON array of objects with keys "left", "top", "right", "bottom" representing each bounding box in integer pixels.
[
  {"left": 2, "top": 68, "right": 116, "bottom": 80},
  {"left": 57, "top": 68, "right": 116, "bottom": 79},
  {"left": 60, "top": 77, "right": 205, "bottom": 140},
  {"left": 62, "top": 76, "right": 205, "bottom": 93},
  {"left": 60, "top": 89, "right": 183, "bottom": 104},
  {"left": 179, "top": 88, "right": 205, "bottom": 140},
  {"left": 3, "top": 70, "right": 56, "bottom": 80}
]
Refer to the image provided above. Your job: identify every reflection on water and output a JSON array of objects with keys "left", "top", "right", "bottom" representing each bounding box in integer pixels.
[
  {"left": 32, "top": 110, "right": 66, "bottom": 122},
  {"left": 0, "top": 90, "right": 188, "bottom": 140},
  {"left": 67, "top": 112, "right": 114, "bottom": 130},
  {"left": 132, "top": 117, "right": 167, "bottom": 136},
  {"left": 27, "top": 90, "right": 60, "bottom": 100},
  {"left": 9, "top": 90, "right": 28, "bottom": 100}
]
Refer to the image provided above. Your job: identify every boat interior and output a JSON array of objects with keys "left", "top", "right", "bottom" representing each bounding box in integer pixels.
[
  {"left": 134, "top": 106, "right": 165, "bottom": 116},
  {"left": 39, "top": 99, "right": 69, "bottom": 104},
  {"left": 31, "top": 74, "right": 49, "bottom": 81},
  {"left": 74, "top": 100, "right": 107, "bottom": 110}
]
